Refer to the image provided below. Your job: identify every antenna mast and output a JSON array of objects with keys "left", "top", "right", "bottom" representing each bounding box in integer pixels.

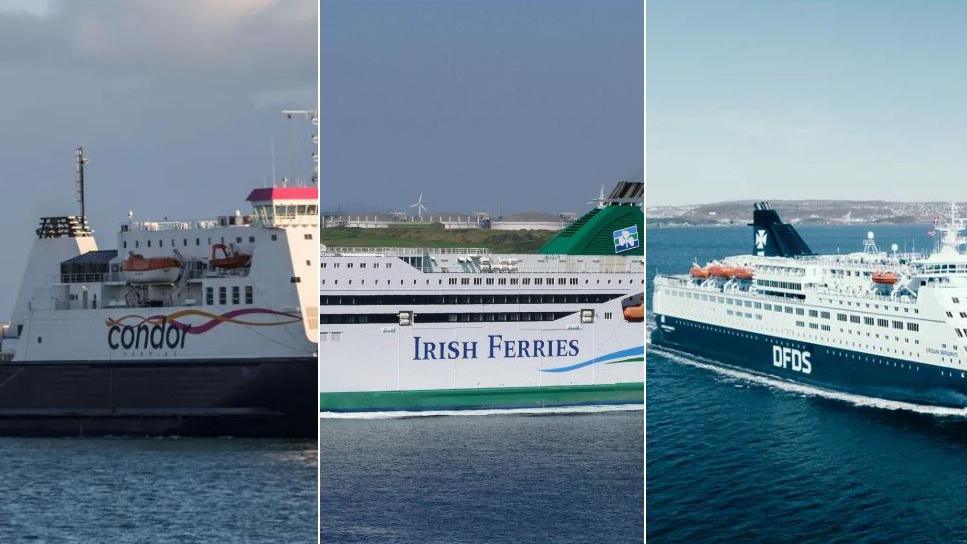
[{"left": 75, "top": 146, "right": 88, "bottom": 221}]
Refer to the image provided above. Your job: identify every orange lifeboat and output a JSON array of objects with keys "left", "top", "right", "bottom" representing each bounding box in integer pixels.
[
  {"left": 623, "top": 304, "right": 644, "bottom": 322},
  {"left": 732, "top": 267, "right": 754, "bottom": 280},
  {"left": 122, "top": 253, "right": 182, "bottom": 283},
  {"left": 622, "top": 293, "right": 644, "bottom": 322},
  {"left": 872, "top": 271, "right": 898, "bottom": 285},
  {"left": 690, "top": 265, "right": 710, "bottom": 279},
  {"left": 210, "top": 244, "right": 252, "bottom": 270},
  {"left": 708, "top": 264, "right": 733, "bottom": 278}
]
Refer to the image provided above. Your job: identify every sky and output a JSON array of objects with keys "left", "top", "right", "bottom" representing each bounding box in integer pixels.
[
  {"left": 320, "top": 0, "right": 643, "bottom": 215},
  {"left": 0, "top": 0, "right": 316, "bottom": 317},
  {"left": 649, "top": 0, "right": 967, "bottom": 206}
]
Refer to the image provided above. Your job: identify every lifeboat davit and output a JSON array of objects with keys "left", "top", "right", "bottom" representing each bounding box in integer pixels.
[
  {"left": 122, "top": 253, "right": 182, "bottom": 283},
  {"left": 210, "top": 244, "right": 252, "bottom": 270},
  {"left": 732, "top": 267, "right": 754, "bottom": 280},
  {"left": 872, "top": 271, "right": 898, "bottom": 285},
  {"left": 690, "top": 265, "right": 710, "bottom": 279}
]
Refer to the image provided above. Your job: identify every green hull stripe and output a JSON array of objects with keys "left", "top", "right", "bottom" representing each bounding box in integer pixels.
[{"left": 320, "top": 382, "right": 644, "bottom": 412}]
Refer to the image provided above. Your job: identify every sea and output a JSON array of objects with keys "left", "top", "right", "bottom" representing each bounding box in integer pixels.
[
  {"left": 0, "top": 437, "right": 317, "bottom": 543},
  {"left": 647, "top": 224, "right": 967, "bottom": 544},
  {"left": 321, "top": 408, "right": 644, "bottom": 543}
]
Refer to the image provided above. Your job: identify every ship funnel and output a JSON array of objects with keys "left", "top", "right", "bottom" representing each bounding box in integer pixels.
[{"left": 749, "top": 202, "right": 813, "bottom": 257}]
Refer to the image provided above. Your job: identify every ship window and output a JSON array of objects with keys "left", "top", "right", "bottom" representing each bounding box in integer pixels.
[
  {"left": 182, "top": 239, "right": 187, "bottom": 246},
  {"left": 123, "top": 241, "right": 127, "bottom": 249},
  {"left": 877, "top": 319, "right": 889, "bottom": 327},
  {"left": 232, "top": 286, "right": 240, "bottom": 305},
  {"left": 347, "top": 263, "right": 353, "bottom": 268},
  {"left": 893, "top": 321, "right": 903, "bottom": 329},
  {"left": 474, "top": 278, "right": 482, "bottom": 285},
  {"left": 250, "top": 237, "right": 256, "bottom": 243},
  {"left": 510, "top": 278, "right": 518, "bottom": 285},
  {"left": 851, "top": 315, "right": 861, "bottom": 323},
  {"left": 947, "top": 312, "right": 953, "bottom": 318},
  {"left": 570, "top": 278, "right": 578, "bottom": 285},
  {"left": 218, "top": 287, "right": 227, "bottom": 305},
  {"left": 907, "top": 323, "right": 919, "bottom": 332},
  {"left": 954, "top": 298, "right": 961, "bottom": 304},
  {"left": 486, "top": 278, "right": 494, "bottom": 285},
  {"left": 271, "top": 234, "right": 278, "bottom": 241},
  {"left": 206, "top": 287, "right": 213, "bottom": 305},
  {"left": 808, "top": 309, "right": 818, "bottom": 317},
  {"left": 147, "top": 240, "right": 151, "bottom": 247},
  {"left": 236, "top": 237, "right": 242, "bottom": 244},
  {"left": 796, "top": 308, "right": 805, "bottom": 315},
  {"left": 864, "top": 317, "right": 874, "bottom": 325},
  {"left": 821, "top": 312, "right": 830, "bottom": 319},
  {"left": 956, "top": 329, "right": 963, "bottom": 338},
  {"left": 522, "top": 278, "right": 530, "bottom": 285},
  {"left": 196, "top": 238, "right": 200, "bottom": 246}
]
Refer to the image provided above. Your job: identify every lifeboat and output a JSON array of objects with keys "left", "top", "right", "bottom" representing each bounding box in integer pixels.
[
  {"left": 708, "top": 264, "right": 733, "bottom": 278},
  {"left": 872, "top": 271, "right": 898, "bottom": 285},
  {"left": 210, "top": 244, "right": 252, "bottom": 270},
  {"left": 622, "top": 293, "right": 644, "bottom": 322},
  {"left": 690, "top": 265, "right": 710, "bottom": 279},
  {"left": 732, "top": 267, "right": 754, "bottom": 280},
  {"left": 122, "top": 253, "right": 182, "bottom": 283}
]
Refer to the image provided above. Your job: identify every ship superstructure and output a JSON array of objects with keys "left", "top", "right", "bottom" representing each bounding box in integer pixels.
[
  {"left": 652, "top": 202, "right": 967, "bottom": 408},
  {"left": 319, "top": 182, "right": 645, "bottom": 412},
  {"left": 0, "top": 113, "right": 320, "bottom": 436}
]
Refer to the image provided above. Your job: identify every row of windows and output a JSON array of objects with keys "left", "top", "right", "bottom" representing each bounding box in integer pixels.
[
  {"left": 756, "top": 279, "right": 803, "bottom": 290},
  {"left": 319, "top": 293, "right": 621, "bottom": 306},
  {"left": 322, "top": 261, "right": 391, "bottom": 269},
  {"left": 122, "top": 235, "right": 269, "bottom": 250},
  {"left": 671, "top": 288, "right": 921, "bottom": 331},
  {"left": 319, "top": 311, "right": 575, "bottom": 324},
  {"left": 205, "top": 286, "right": 254, "bottom": 305}
]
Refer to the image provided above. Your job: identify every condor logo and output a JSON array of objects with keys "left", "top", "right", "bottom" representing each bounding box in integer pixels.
[
  {"left": 108, "top": 318, "right": 190, "bottom": 351},
  {"left": 772, "top": 345, "right": 811, "bottom": 374}
]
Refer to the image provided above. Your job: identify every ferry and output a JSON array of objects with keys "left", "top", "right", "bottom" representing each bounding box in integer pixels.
[
  {"left": 0, "top": 114, "right": 319, "bottom": 436},
  {"left": 319, "top": 182, "right": 645, "bottom": 412},
  {"left": 652, "top": 202, "right": 967, "bottom": 409}
]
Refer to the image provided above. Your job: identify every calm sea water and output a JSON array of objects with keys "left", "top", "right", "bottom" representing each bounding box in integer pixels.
[
  {"left": 0, "top": 437, "right": 317, "bottom": 543},
  {"left": 647, "top": 224, "right": 967, "bottom": 544},
  {"left": 321, "top": 410, "right": 644, "bottom": 543}
]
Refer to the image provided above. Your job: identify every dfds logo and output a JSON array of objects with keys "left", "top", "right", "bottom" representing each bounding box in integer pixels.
[
  {"left": 772, "top": 345, "right": 811, "bottom": 374},
  {"left": 613, "top": 225, "right": 640, "bottom": 253}
]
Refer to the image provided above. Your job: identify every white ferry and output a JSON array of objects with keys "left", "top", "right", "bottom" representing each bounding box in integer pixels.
[
  {"left": 0, "top": 115, "right": 319, "bottom": 436},
  {"left": 652, "top": 202, "right": 967, "bottom": 409},
  {"left": 319, "top": 182, "right": 645, "bottom": 412}
]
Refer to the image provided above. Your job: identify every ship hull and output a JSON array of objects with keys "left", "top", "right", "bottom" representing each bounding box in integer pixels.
[
  {"left": 0, "top": 357, "right": 316, "bottom": 437},
  {"left": 651, "top": 314, "right": 967, "bottom": 409}
]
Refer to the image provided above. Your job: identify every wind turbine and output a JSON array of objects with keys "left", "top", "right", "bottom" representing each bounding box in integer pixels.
[{"left": 410, "top": 193, "right": 428, "bottom": 221}]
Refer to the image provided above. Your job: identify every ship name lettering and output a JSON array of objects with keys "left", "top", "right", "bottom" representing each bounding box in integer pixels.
[
  {"left": 108, "top": 318, "right": 190, "bottom": 351},
  {"left": 772, "top": 345, "right": 811, "bottom": 374}
]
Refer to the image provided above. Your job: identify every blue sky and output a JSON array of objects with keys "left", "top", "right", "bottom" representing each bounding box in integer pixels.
[
  {"left": 0, "top": 1, "right": 315, "bottom": 317},
  {"left": 648, "top": 0, "right": 967, "bottom": 205},
  {"left": 321, "top": 0, "right": 643, "bottom": 215}
]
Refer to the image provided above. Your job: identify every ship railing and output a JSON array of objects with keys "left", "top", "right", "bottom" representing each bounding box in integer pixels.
[
  {"left": 57, "top": 268, "right": 211, "bottom": 284},
  {"left": 325, "top": 247, "right": 492, "bottom": 256},
  {"left": 121, "top": 219, "right": 224, "bottom": 232}
]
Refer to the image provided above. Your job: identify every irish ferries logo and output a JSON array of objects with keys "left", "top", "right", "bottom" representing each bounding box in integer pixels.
[
  {"left": 105, "top": 308, "right": 301, "bottom": 351},
  {"left": 613, "top": 225, "right": 640, "bottom": 253},
  {"left": 755, "top": 229, "right": 768, "bottom": 250}
]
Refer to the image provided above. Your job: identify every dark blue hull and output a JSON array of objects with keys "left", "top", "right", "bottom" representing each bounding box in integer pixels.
[
  {"left": 651, "top": 315, "right": 967, "bottom": 409},
  {"left": 0, "top": 357, "right": 317, "bottom": 437}
]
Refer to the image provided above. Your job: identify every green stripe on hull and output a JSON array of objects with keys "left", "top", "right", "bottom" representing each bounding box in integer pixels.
[{"left": 320, "top": 382, "right": 644, "bottom": 412}]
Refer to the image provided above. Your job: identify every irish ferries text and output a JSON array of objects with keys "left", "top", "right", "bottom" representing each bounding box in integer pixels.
[{"left": 412, "top": 335, "right": 580, "bottom": 361}]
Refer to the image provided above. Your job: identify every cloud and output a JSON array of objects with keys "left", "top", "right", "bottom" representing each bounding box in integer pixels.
[{"left": 64, "top": 0, "right": 314, "bottom": 72}]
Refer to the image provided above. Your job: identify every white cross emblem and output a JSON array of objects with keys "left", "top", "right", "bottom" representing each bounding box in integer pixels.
[{"left": 755, "top": 229, "right": 768, "bottom": 249}]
